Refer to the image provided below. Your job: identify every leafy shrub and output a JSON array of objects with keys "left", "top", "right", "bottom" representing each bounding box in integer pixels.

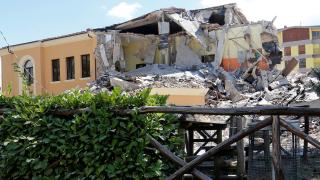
[{"left": 0, "top": 88, "right": 183, "bottom": 179}]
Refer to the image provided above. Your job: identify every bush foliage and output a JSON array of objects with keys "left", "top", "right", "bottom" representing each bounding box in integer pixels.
[{"left": 0, "top": 88, "right": 183, "bottom": 179}]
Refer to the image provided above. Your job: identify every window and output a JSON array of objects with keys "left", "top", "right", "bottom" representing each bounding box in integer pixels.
[
  {"left": 23, "top": 60, "right": 33, "bottom": 85},
  {"left": 136, "top": 63, "right": 146, "bottom": 69},
  {"left": 52, "top": 59, "right": 60, "bottom": 81},
  {"left": 298, "top": 45, "right": 305, "bottom": 54},
  {"left": 284, "top": 47, "right": 291, "bottom": 56},
  {"left": 299, "top": 58, "right": 306, "bottom": 68},
  {"left": 81, "top": 54, "right": 90, "bottom": 78},
  {"left": 201, "top": 55, "right": 215, "bottom": 63},
  {"left": 66, "top": 56, "right": 75, "bottom": 80},
  {"left": 312, "top": 31, "right": 320, "bottom": 40}
]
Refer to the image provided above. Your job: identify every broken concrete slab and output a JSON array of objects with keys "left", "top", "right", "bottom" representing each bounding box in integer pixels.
[{"left": 110, "top": 77, "right": 139, "bottom": 91}]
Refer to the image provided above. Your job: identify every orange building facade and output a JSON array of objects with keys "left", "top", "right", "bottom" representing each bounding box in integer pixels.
[{"left": 0, "top": 32, "right": 97, "bottom": 96}]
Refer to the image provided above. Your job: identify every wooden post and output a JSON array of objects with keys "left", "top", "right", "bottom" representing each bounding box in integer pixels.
[
  {"left": 263, "top": 129, "right": 271, "bottom": 171},
  {"left": 303, "top": 116, "right": 309, "bottom": 162},
  {"left": 187, "top": 129, "right": 194, "bottom": 156},
  {"left": 272, "top": 116, "right": 284, "bottom": 180},
  {"left": 166, "top": 117, "right": 272, "bottom": 180},
  {"left": 237, "top": 117, "right": 245, "bottom": 180},
  {"left": 214, "top": 130, "right": 222, "bottom": 179},
  {"left": 146, "top": 134, "right": 212, "bottom": 180}
]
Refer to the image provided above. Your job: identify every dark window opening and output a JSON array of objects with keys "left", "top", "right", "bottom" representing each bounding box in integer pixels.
[
  {"left": 120, "top": 21, "right": 183, "bottom": 35},
  {"left": 299, "top": 45, "right": 306, "bottom": 54},
  {"left": 115, "top": 61, "right": 121, "bottom": 72},
  {"left": 312, "top": 31, "right": 320, "bottom": 40},
  {"left": 208, "top": 11, "right": 225, "bottom": 25},
  {"left": 284, "top": 47, "right": 291, "bottom": 56},
  {"left": 81, "top": 54, "right": 90, "bottom": 78},
  {"left": 201, "top": 55, "right": 215, "bottom": 63},
  {"left": 66, "top": 56, "right": 75, "bottom": 80},
  {"left": 136, "top": 63, "right": 146, "bottom": 69},
  {"left": 299, "top": 58, "right": 306, "bottom": 68},
  {"left": 23, "top": 60, "right": 33, "bottom": 85},
  {"left": 52, "top": 59, "right": 60, "bottom": 82}
]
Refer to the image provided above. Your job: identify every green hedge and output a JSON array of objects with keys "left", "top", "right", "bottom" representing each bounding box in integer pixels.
[{"left": 0, "top": 88, "right": 183, "bottom": 179}]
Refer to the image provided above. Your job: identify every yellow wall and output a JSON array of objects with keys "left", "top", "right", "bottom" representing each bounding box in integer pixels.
[
  {"left": 1, "top": 34, "right": 96, "bottom": 96},
  {"left": 278, "top": 27, "right": 320, "bottom": 72}
]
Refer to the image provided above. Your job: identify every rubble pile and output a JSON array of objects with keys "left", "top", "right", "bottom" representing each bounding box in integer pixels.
[{"left": 88, "top": 63, "right": 319, "bottom": 108}]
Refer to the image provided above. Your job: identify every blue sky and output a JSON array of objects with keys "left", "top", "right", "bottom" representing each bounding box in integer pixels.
[{"left": 0, "top": 0, "right": 320, "bottom": 46}]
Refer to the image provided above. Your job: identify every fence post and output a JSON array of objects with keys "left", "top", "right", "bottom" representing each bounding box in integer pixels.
[
  {"left": 187, "top": 129, "right": 194, "bottom": 156},
  {"left": 303, "top": 116, "right": 309, "bottom": 162},
  {"left": 272, "top": 116, "right": 284, "bottom": 180},
  {"left": 214, "top": 129, "right": 223, "bottom": 179},
  {"left": 237, "top": 116, "right": 245, "bottom": 180}
]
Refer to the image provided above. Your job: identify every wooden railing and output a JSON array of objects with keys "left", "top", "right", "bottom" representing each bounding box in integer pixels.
[{"left": 136, "top": 106, "right": 320, "bottom": 180}]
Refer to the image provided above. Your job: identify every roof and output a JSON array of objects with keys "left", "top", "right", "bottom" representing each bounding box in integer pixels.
[
  {"left": 0, "top": 31, "right": 89, "bottom": 50},
  {"left": 278, "top": 25, "right": 320, "bottom": 31}
]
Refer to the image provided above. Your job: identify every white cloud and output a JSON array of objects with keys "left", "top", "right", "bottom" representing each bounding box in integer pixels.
[
  {"left": 200, "top": 0, "right": 320, "bottom": 28},
  {"left": 107, "top": 2, "right": 142, "bottom": 20}
]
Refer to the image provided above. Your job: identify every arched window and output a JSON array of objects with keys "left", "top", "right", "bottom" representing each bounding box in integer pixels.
[{"left": 23, "top": 60, "right": 33, "bottom": 85}]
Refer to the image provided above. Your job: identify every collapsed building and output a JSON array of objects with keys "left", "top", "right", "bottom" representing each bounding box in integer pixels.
[
  {"left": 90, "top": 3, "right": 313, "bottom": 106},
  {"left": 94, "top": 3, "right": 282, "bottom": 76}
]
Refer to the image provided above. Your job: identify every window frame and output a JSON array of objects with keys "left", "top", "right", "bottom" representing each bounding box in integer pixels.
[
  {"left": 81, "top": 54, "right": 90, "bottom": 78},
  {"left": 298, "top": 45, "right": 306, "bottom": 55},
  {"left": 66, "top": 56, "right": 75, "bottom": 80},
  {"left": 312, "top": 31, "right": 320, "bottom": 40},
  {"left": 284, "top": 47, "right": 291, "bottom": 56},
  {"left": 299, "top": 58, "right": 306, "bottom": 69},
  {"left": 23, "top": 60, "right": 33, "bottom": 85},
  {"left": 52, "top": 59, "right": 60, "bottom": 82}
]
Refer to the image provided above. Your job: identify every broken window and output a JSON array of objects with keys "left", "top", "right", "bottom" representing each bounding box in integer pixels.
[
  {"left": 81, "top": 54, "right": 90, "bottom": 78},
  {"left": 23, "top": 60, "right": 33, "bottom": 85},
  {"left": 298, "top": 45, "right": 306, "bottom": 55},
  {"left": 66, "top": 56, "right": 75, "bottom": 80},
  {"left": 312, "top": 31, "right": 320, "bottom": 40},
  {"left": 208, "top": 11, "right": 225, "bottom": 25},
  {"left": 136, "top": 63, "right": 146, "bottom": 69},
  {"left": 201, "top": 55, "right": 215, "bottom": 63},
  {"left": 52, "top": 59, "right": 60, "bottom": 82},
  {"left": 299, "top": 58, "right": 306, "bottom": 68},
  {"left": 284, "top": 47, "right": 291, "bottom": 56}
]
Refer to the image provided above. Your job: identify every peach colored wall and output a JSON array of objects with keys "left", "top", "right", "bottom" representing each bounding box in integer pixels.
[
  {"left": 43, "top": 39, "right": 96, "bottom": 95},
  {"left": 2, "top": 46, "right": 41, "bottom": 96},
  {"left": 1, "top": 36, "right": 97, "bottom": 96}
]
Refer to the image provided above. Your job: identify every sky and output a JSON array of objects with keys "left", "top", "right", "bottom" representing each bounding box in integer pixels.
[{"left": 0, "top": 0, "right": 320, "bottom": 47}]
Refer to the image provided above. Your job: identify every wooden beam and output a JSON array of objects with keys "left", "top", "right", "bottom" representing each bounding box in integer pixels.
[
  {"left": 303, "top": 116, "right": 310, "bottom": 162},
  {"left": 136, "top": 106, "right": 320, "bottom": 116},
  {"left": 187, "top": 129, "right": 194, "bottom": 156},
  {"left": 272, "top": 116, "right": 284, "bottom": 180},
  {"left": 237, "top": 117, "right": 245, "bottom": 180},
  {"left": 166, "top": 117, "right": 272, "bottom": 180},
  {"left": 146, "top": 134, "right": 212, "bottom": 180},
  {"left": 214, "top": 130, "right": 223, "bottom": 179},
  {"left": 279, "top": 119, "right": 320, "bottom": 149}
]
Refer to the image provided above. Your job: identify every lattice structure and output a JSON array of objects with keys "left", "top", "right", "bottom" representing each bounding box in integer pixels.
[{"left": 248, "top": 119, "right": 320, "bottom": 180}]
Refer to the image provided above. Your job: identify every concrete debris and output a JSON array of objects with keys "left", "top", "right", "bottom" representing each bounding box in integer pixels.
[
  {"left": 110, "top": 77, "right": 139, "bottom": 91},
  {"left": 89, "top": 63, "right": 319, "bottom": 109}
]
